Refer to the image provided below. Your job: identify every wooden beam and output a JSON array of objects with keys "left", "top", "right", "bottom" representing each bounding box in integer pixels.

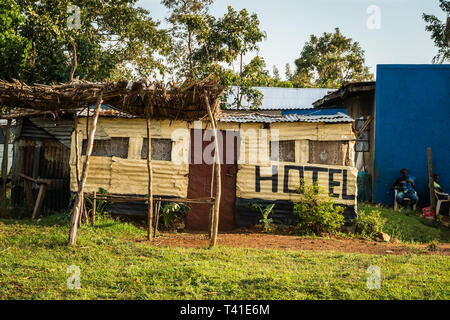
[
  {"left": 68, "top": 91, "right": 103, "bottom": 245},
  {"left": 146, "top": 114, "right": 153, "bottom": 241},
  {"left": 1, "top": 119, "right": 11, "bottom": 218},
  {"left": 427, "top": 148, "right": 435, "bottom": 212},
  {"left": 208, "top": 159, "right": 215, "bottom": 239},
  {"left": 205, "top": 94, "right": 221, "bottom": 248},
  {"left": 92, "top": 191, "right": 96, "bottom": 226},
  {"left": 31, "top": 183, "right": 47, "bottom": 219},
  {"left": 74, "top": 115, "right": 81, "bottom": 189},
  {"left": 0, "top": 110, "right": 56, "bottom": 120}
]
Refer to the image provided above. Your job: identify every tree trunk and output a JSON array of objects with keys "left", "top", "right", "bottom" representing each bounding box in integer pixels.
[
  {"left": 68, "top": 92, "right": 103, "bottom": 245},
  {"left": 1, "top": 119, "right": 11, "bottom": 218}
]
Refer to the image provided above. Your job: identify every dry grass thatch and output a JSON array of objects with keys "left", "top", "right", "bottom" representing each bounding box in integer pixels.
[{"left": 0, "top": 78, "right": 224, "bottom": 121}]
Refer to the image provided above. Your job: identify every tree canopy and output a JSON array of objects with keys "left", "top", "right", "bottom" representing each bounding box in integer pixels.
[
  {"left": 423, "top": 0, "right": 450, "bottom": 64},
  {"left": 291, "top": 28, "right": 373, "bottom": 88},
  {"left": 0, "top": 0, "right": 31, "bottom": 82},
  {"left": 1, "top": 0, "right": 170, "bottom": 84}
]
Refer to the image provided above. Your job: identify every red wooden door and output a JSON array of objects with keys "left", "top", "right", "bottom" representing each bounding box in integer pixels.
[{"left": 186, "top": 129, "right": 239, "bottom": 231}]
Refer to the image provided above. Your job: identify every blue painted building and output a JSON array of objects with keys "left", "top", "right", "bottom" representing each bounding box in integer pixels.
[
  {"left": 373, "top": 64, "right": 450, "bottom": 206},
  {"left": 313, "top": 65, "right": 450, "bottom": 208}
]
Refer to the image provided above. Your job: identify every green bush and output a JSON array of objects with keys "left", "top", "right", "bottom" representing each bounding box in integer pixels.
[
  {"left": 293, "top": 182, "right": 345, "bottom": 235},
  {"left": 159, "top": 202, "right": 190, "bottom": 230},
  {"left": 355, "top": 208, "right": 386, "bottom": 238}
]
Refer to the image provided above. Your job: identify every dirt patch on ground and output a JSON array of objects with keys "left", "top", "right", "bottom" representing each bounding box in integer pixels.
[{"left": 146, "top": 232, "right": 450, "bottom": 256}]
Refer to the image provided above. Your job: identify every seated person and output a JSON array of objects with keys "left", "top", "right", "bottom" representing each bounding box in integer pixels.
[
  {"left": 434, "top": 174, "right": 449, "bottom": 215},
  {"left": 391, "top": 168, "right": 418, "bottom": 206},
  {"left": 434, "top": 174, "right": 447, "bottom": 195}
]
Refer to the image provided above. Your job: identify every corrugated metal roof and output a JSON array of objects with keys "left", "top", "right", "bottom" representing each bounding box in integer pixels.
[
  {"left": 226, "top": 86, "right": 337, "bottom": 110},
  {"left": 219, "top": 112, "right": 354, "bottom": 123},
  {"left": 21, "top": 118, "right": 73, "bottom": 148},
  {"left": 313, "top": 81, "right": 376, "bottom": 108}
]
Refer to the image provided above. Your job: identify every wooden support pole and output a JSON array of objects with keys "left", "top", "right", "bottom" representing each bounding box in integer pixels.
[
  {"left": 146, "top": 114, "right": 153, "bottom": 241},
  {"left": 205, "top": 94, "right": 221, "bottom": 248},
  {"left": 68, "top": 91, "right": 103, "bottom": 245},
  {"left": 427, "top": 148, "right": 435, "bottom": 212},
  {"left": 153, "top": 200, "right": 161, "bottom": 239},
  {"left": 208, "top": 160, "right": 215, "bottom": 239},
  {"left": 31, "top": 182, "right": 48, "bottom": 219},
  {"left": 74, "top": 115, "right": 81, "bottom": 189},
  {"left": 92, "top": 191, "right": 96, "bottom": 226},
  {"left": 83, "top": 192, "right": 89, "bottom": 224},
  {"left": 1, "top": 119, "right": 11, "bottom": 218}
]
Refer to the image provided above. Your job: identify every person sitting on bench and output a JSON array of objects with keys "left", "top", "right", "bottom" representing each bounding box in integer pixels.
[{"left": 391, "top": 168, "right": 418, "bottom": 207}]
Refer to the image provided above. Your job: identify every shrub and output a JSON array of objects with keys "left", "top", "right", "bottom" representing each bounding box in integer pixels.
[
  {"left": 159, "top": 202, "right": 190, "bottom": 230},
  {"left": 355, "top": 208, "right": 386, "bottom": 238},
  {"left": 85, "top": 187, "right": 110, "bottom": 220},
  {"left": 293, "top": 182, "right": 345, "bottom": 235}
]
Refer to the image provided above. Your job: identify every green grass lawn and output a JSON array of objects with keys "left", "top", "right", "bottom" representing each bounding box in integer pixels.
[
  {"left": 359, "top": 204, "right": 450, "bottom": 243},
  {"left": 0, "top": 209, "right": 449, "bottom": 300}
]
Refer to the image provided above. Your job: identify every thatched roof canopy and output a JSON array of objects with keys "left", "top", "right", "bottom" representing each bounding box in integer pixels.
[{"left": 0, "top": 79, "right": 224, "bottom": 121}]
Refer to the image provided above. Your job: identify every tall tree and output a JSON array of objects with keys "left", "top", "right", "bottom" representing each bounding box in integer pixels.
[
  {"left": 293, "top": 28, "right": 373, "bottom": 88},
  {"left": 163, "top": 2, "right": 269, "bottom": 108},
  {"left": 423, "top": 0, "right": 450, "bottom": 63},
  {"left": 0, "top": 0, "right": 31, "bottom": 81},
  {"left": 162, "top": 0, "right": 213, "bottom": 78},
  {"left": 272, "top": 65, "right": 280, "bottom": 80},
  {"left": 13, "top": 0, "right": 170, "bottom": 84}
]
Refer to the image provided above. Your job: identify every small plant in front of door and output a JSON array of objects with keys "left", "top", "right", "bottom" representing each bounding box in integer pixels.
[
  {"left": 247, "top": 203, "right": 276, "bottom": 232},
  {"left": 159, "top": 202, "right": 190, "bottom": 231}
]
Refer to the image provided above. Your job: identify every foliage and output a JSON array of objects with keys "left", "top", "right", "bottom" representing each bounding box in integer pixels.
[
  {"left": 163, "top": 1, "right": 271, "bottom": 108},
  {"left": 360, "top": 204, "right": 450, "bottom": 243},
  {"left": 8, "top": 0, "right": 170, "bottom": 84},
  {"left": 355, "top": 207, "right": 386, "bottom": 239},
  {"left": 85, "top": 187, "right": 109, "bottom": 219},
  {"left": 423, "top": 0, "right": 450, "bottom": 63},
  {"left": 162, "top": 0, "right": 214, "bottom": 79},
  {"left": 159, "top": 202, "right": 190, "bottom": 229},
  {"left": 7, "top": 200, "right": 33, "bottom": 219},
  {"left": 247, "top": 203, "right": 275, "bottom": 232},
  {"left": 292, "top": 28, "right": 373, "bottom": 88},
  {"left": 0, "top": 215, "right": 449, "bottom": 299},
  {"left": 0, "top": 0, "right": 31, "bottom": 81},
  {"left": 293, "top": 182, "right": 345, "bottom": 235}
]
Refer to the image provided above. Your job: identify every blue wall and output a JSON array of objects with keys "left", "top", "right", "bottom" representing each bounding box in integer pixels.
[
  {"left": 374, "top": 64, "right": 450, "bottom": 205},
  {"left": 282, "top": 108, "right": 348, "bottom": 115}
]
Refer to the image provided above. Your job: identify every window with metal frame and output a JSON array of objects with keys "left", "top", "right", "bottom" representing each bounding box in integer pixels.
[
  {"left": 82, "top": 137, "right": 129, "bottom": 158},
  {"left": 141, "top": 138, "right": 172, "bottom": 161},
  {"left": 270, "top": 140, "right": 295, "bottom": 162}
]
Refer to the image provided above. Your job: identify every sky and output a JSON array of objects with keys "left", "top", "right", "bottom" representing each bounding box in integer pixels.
[{"left": 137, "top": 0, "right": 447, "bottom": 79}]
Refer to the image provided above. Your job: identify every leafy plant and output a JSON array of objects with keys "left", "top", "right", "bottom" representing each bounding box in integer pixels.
[
  {"left": 293, "top": 182, "right": 345, "bottom": 235},
  {"left": 422, "top": 0, "right": 450, "bottom": 64},
  {"left": 85, "top": 188, "right": 109, "bottom": 219},
  {"left": 159, "top": 202, "right": 190, "bottom": 229},
  {"left": 355, "top": 208, "right": 386, "bottom": 239},
  {"left": 248, "top": 203, "right": 275, "bottom": 232}
]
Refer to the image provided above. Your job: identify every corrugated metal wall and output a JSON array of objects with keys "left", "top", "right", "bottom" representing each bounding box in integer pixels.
[{"left": 11, "top": 117, "right": 73, "bottom": 212}]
